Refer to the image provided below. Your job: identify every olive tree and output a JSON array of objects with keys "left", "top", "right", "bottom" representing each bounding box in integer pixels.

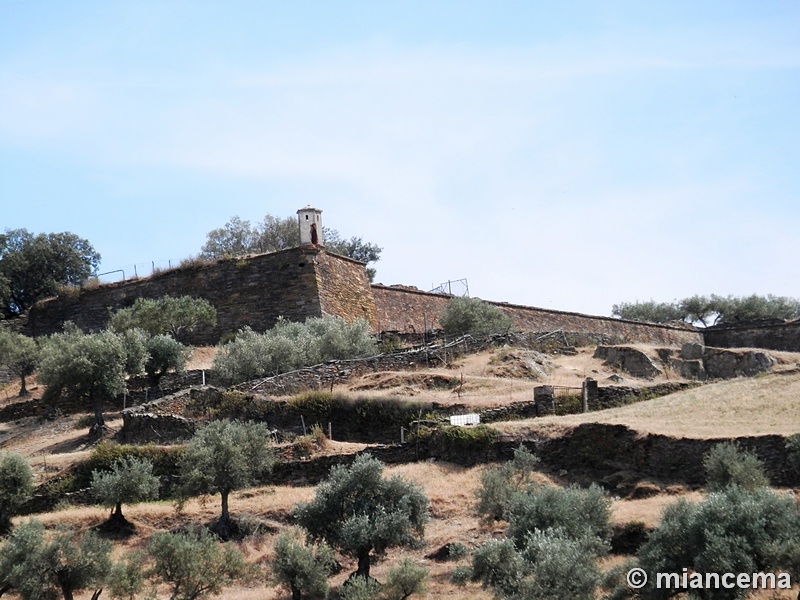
[
  {"left": 0, "top": 329, "right": 40, "bottom": 396},
  {"left": 90, "top": 456, "right": 160, "bottom": 531},
  {"left": 0, "top": 519, "right": 112, "bottom": 600},
  {"left": 178, "top": 420, "right": 275, "bottom": 538},
  {"left": 270, "top": 527, "right": 336, "bottom": 600},
  {"left": 466, "top": 449, "right": 612, "bottom": 600},
  {"left": 0, "top": 452, "right": 34, "bottom": 534},
  {"left": 108, "top": 295, "right": 216, "bottom": 342},
  {"left": 144, "top": 334, "right": 191, "bottom": 387},
  {"left": 635, "top": 486, "right": 800, "bottom": 600},
  {"left": 295, "top": 454, "right": 429, "bottom": 580},
  {"left": 439, "top": 297, "right": 514, "bottom": 336},
  {"left": 213, "top": 316, "right": 376, "bottom": 385},
  {"left": 148, "top": 528, "right": 251, "bottom": 600},
  {"left": 38, "top": 326, "right": 141, "bottom": 434}
]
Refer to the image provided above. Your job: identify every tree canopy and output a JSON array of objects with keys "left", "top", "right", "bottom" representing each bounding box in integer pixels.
[
  {"left": 0, "top": 228, "right": 100, "bottom": 318},
  {"left": 212, "top": 316, "right": 376, "bottom": 385},
  {"left": 0, "top": 329, "right": 40, "bottom": 396},
  {"left": 90, "top": 456, "right": 160, "bottom": 530},
  {"left": 199, "top": 213, "right": 383, "bottom": 280},
  {"left": 295, "top": 454, "right": 429, "bottom": 579},
  {"left": 38, "top": 325, "right": 145, "bottom": 434},
  {"left": 108, "top": 295, "right": 217, "bottom": 341},
  {"left": 178, "top": 420, "right": 275, "bottom": 538},
  {"left": 611, "top": 293, "right": 800, "bottom": 326},
  {"left": 0, "top": 452, "right": 34, "bottom": 535},
  {"left": 439, "top": 297, "right": 514, "bottom": 337},
  {"left": 0, "top": 519, "right": 112, "bottom": 600}
]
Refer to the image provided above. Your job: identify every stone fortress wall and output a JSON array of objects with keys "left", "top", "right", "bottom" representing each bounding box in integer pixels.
[{"left": 27, "top": 242, "right": 704, "bottom": 348}]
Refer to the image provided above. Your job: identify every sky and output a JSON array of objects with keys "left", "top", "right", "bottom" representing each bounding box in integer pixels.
[{"left": 1, "top": 1, "right": 799, "bottom": 317}]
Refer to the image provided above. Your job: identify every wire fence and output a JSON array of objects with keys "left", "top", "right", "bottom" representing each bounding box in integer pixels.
[{"left": 97, "top": 259, "right": 178, "bottom": 283}]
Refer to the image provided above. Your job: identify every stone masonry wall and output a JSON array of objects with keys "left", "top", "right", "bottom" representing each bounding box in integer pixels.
[
  {"left": 26, "top": 244, "right": 704, "bottom": 348},
  {"left": 703, "top": 320, "right": 800, "bottom": 352},
  {"left": 316, "top": 251, "right": 378, "bottom": 328},
  {"left": 372, "top": 285, "right": 703, "bottom": 346},
  {"left": 27, "top": 247, "right": 331, "bottom": 344}
]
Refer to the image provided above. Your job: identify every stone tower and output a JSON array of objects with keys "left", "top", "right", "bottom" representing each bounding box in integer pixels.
[{"left": 297, "top": 205, "right": 323, "bottom": 246}]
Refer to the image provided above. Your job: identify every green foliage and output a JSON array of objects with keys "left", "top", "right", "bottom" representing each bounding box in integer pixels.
[
  {"left": 612, "top": 293, "right": 800, "bottom": 326},
  {"left": 383, "top": 558, "right": 429, "bottom": 600},
  {"left": 295, "top": 454, "right": 429, "bottom": 579},
  {"left": 38, "top": 325, "right": 130, "bottom": 431},
  {"left": 144, "top": 334, "right": 190, "bottom": 386},
  {"left": 610, "top": 301, "right": 685, "bottom": 324},
  {"left": 636, "top": 486, "right": 800, "bottom": 599},
  {"left": 108, "top": 295, "right": 217, "bottom": 341},
  {"left": 212, "top": 316, "right": 376, "bottom": 385},
  {"left": 419, "top": 425, "right": 499, "bottom": 460},
  {"left": 0, "top": 228, "right": 100, "bottom": 318},
  {"left": 702, "top": 442, "right": 769, "bottom": 492},
  {"left": 270, "top": 527, "right": 336, "bottom": 600},
  {"left": 476, "top": 445, "right": 540, "bottom": 524},
  {"left": 0, "top": 329, "right": 40, "bottom": 396},
  {"left": 107, "top": 552, "right": 146, "bottom": 600},
  {"left": 471, "top": 530, "right": 602, "bottom": 600},
  {"left": 200, "top": 213, "right": 383, "bottom": 280},
  {"left": 90, "top": 456, "right": 160, "bottom": 522},
  {"left": 148, "top": 528, "right": 251, "bottom": 600},
  {"left": 470, "top": 449, "right": 610, "bottom": 600},
  {"left": 340, "top": 576, "right": 383, "bottom": 600},
  {"left": 0, "top": 452, "right": 34, "bottom": 534},
  {"left": 439, "top": 297, "right": 514, "bottom": 336},
  {"left": 178, "top": 420, "right": 275, "bottom": 534},
  {"left": 506, "top": 484, "right": 611, "bottom": 550},
  {"left": 0, "top": 519, "right": 112, "bottom": 600},
  {"left": 77, "top": 441, "right": 184, "bottom": 495}
]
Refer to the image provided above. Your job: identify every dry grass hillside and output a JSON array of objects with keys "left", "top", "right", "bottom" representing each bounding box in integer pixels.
[
  {"left": 495, "top": 370, "right": 800, "bottom": 439},
  {"left": 2, "top": 342, "right": 799, "bottom": 599}
]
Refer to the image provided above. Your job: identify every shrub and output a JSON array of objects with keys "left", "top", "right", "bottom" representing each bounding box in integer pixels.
[
  {"left": 270, "top": 527, "right": 336, "bottom": 600},
  {"left": 476, "top": 445, "right": 540, "bottom": 524},
  {"left": 786, "top": 433, "right": 800, "bottom": 477},
  {"left": 439, "top": 297, "right": 514, "bottom": 337},
  {"left": 702, "top": 441, "right": 769, "bottom": 492},
  {"left": 340, "top": 576, "right": 383, "bottom": 600},
  {"left": 383, "top": 558, "right": 429, "bottom": 600},
  {"left": 107, "top": 552, "right": 145, "bottom": 600},
  {"left": 470, "top": 530, "right": 602, "bottom": 600}
]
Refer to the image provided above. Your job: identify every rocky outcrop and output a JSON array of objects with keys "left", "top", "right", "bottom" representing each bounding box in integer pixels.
[
  {"left": 670, "top": 344, "right": 776, "bottom": 380},
  {"left": 596, "top": 343, "right": 777, "bottom": 381},
  {"left": 594, "top": 346, "right": 664, "bottom": 379}
]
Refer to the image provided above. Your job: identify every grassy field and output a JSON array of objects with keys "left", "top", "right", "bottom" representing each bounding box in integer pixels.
[{"left": 495, "top": 371, "right": 800, "bottom": 439}]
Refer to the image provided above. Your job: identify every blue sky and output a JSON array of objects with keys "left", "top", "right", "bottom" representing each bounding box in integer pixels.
[{"left": 2, "top": 1, "right": 799, "bottom": 316}]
